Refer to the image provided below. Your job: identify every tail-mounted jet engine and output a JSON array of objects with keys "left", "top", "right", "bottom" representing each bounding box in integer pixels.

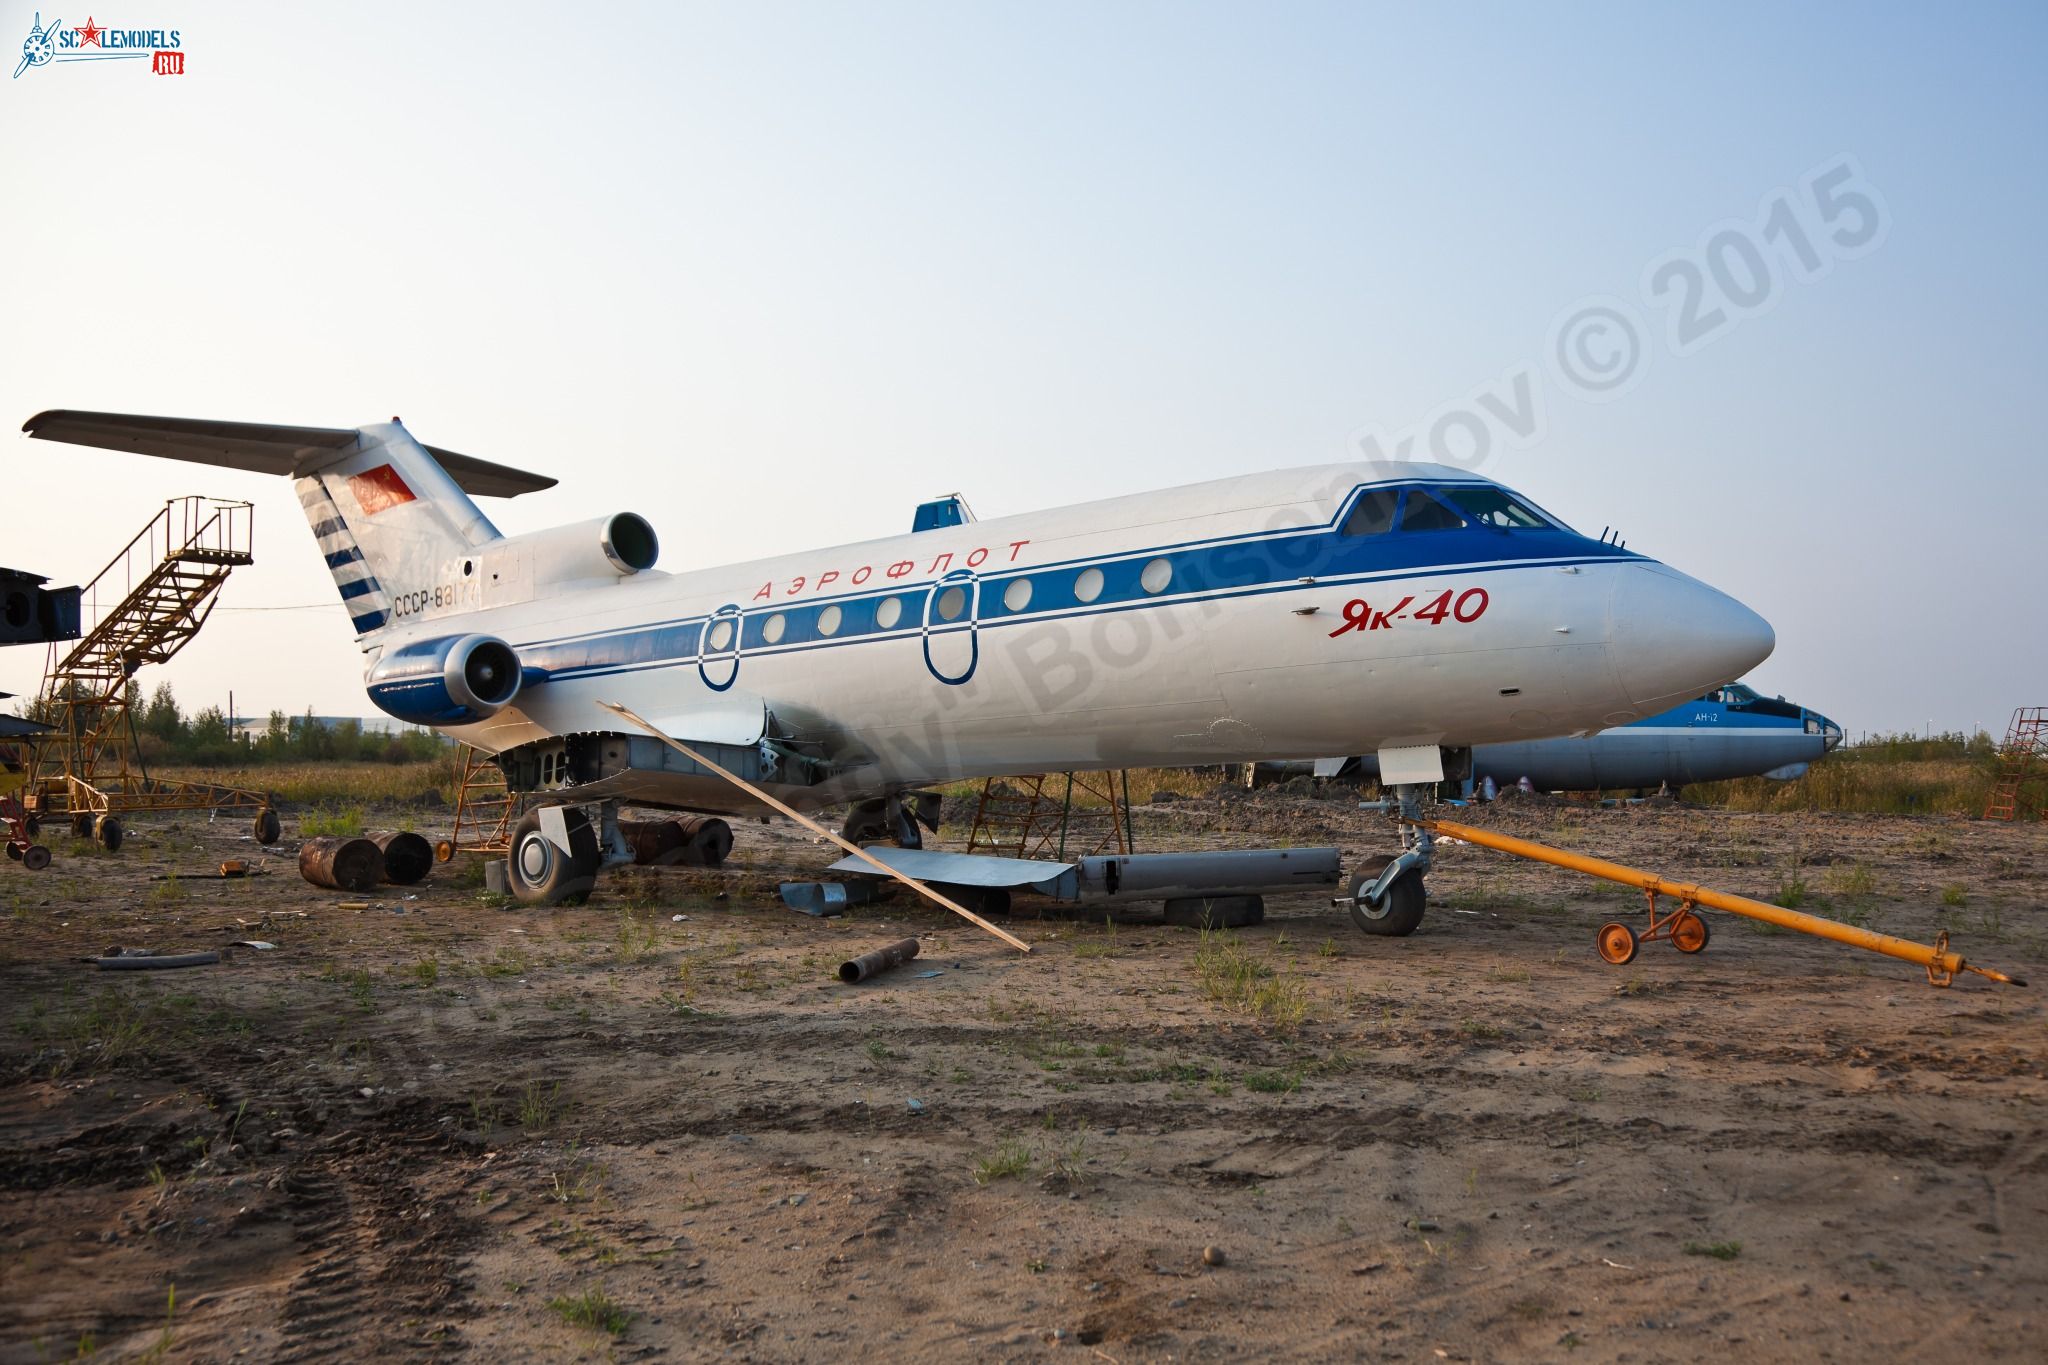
[{"left": 366, "top": 633, "right": 523, "bottom": 725}]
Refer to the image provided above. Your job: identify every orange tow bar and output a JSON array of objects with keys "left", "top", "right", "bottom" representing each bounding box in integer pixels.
[{"left": 1415, "top": 816, "right": 2025, "bottom": 990}]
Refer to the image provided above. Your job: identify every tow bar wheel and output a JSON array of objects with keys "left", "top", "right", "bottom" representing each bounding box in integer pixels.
[
  {"left": 1596, "top": 921, "right": 1639, "bottom": 966},
  {"left": 1671, "top": 912, "right": 1712, "bottom": 954}
]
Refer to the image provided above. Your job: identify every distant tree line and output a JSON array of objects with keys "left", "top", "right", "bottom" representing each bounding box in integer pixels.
[
  {"left": 1836, "top": 730, "right": 1999, "bottom": 764},
  {"left": 19, "top": 682, "right": 450, "bottom": 768}
]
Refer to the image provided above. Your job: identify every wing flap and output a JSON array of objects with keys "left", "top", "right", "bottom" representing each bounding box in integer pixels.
[{"left": 21, "top": 409, "right": 557, "bottom": 498}]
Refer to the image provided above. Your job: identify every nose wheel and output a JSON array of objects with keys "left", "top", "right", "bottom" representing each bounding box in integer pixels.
[{"left": 1342, "top": 854, "right": 1428, "bottom": 937}]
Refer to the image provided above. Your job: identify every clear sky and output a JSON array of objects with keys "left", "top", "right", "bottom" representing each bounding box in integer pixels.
[{"left": 2, "top": 2, "right": 2042, "bottom": 738}]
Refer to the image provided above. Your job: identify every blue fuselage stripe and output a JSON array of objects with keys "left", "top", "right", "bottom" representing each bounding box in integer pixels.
[{"left": 501, "top": 526, "right": 1640, "bottom": 685}]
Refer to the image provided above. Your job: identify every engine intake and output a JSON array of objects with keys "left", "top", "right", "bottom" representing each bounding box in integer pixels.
[{"left": 366, "top": 633, "right": 524, "bottom": 726}]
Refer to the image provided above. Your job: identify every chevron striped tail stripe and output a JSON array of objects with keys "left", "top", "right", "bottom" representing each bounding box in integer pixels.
[{"left": 296, "top": 476, "right": 392, "bottom": 635}]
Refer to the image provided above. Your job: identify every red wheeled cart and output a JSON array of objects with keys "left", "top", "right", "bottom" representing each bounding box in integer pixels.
[{"left": 2, "top": 794, "right": 52, "bottom": 871}]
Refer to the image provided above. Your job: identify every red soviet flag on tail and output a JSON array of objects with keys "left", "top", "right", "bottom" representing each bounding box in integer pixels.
[{"left": 348, "top": 464, "right": 417, "bottom": 516}]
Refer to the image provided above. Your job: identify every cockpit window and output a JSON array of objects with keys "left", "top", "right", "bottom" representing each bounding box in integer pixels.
[
  {"left": 1709, "top": 683, "right": 1803, "bottom": 719},
  {"left": 1342, "top": 488, "right": 1400, "bottom": 536},
  {"left": 1399, "top": 489, "right": 1466, "bottom": 532},
  {"left": 1449, "top": 486, "right": 1552, "bottom": 530}
]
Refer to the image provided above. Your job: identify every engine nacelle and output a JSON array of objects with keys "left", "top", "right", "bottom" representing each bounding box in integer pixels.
[
  {"left": 511, "top": 512, "right": 659, "bottom": 588},
  {"left": 366, "top": 633, "right": 523, "bottom": 726}
]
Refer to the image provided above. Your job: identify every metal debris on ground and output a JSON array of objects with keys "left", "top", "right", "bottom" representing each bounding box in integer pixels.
[
  {"left": 838, "top": 936, "right": 922, "bottom": 984},
  {"left": 92, "top": 947, "right": 222, "bottom": 970}
]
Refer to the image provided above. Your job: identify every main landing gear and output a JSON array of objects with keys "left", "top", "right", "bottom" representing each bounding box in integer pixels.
[
  {"left": 505, "top": 801, "right": 638, "bottom": 906},
  {"left": 1333, "top": 782, "right": 1434, "bottom": 938}
]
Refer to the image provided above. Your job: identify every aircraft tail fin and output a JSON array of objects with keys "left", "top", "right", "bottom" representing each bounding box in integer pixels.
[
  {"left": 22, "top": 410, "right": 555, "bottom": 639},
  {"left": 291, "top": 423, "right": 503, "bottom": 636}
]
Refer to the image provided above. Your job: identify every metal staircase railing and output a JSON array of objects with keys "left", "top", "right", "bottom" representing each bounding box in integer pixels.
[
  {"left": 441, "top": 744, "right": 523, "bottom": 860},
  {"left": 26, "top": 498, "right": 271, "bottom": 821},
  {"left": 1984, "top": 707, "right": 2047, "bottom": 821}
]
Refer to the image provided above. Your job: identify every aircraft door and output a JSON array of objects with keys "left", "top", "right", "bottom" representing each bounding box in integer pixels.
[
  {"left": 922, "top": 570, "right": 979, "bottom": 685},
  {"left": 697, "top": 604, "right": 741, "bottom": 691}
]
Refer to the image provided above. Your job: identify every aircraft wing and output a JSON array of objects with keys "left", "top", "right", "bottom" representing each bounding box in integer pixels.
[{"left": 20, "top": 409, "right": 556, "bottom": 498}]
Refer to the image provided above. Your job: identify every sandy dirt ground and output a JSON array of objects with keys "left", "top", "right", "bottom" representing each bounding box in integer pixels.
[{"left": 2, "top": 788, "right": 2044, "bottom": 1363}]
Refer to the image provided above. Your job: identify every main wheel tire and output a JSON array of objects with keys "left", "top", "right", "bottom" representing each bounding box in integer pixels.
[
  {"left": 71, "top": 812, "right": 93, "bottom": 839},
  {"left": 24, "top": 816, "right": 40, "bottom": 838},
  {"left": 4, "top": 843, "right": 19, "bottom": 861},
  {"left": 1597, "top": 921, "right": 1639, "bottom": 965},
  {"left": 94, "top": 816, "right": 123, "bottom": 852},
  {"left": 23, "top": 845, "right": 51, "bottom": 871},
  {"left": 252, "top": 808, "right": 282, "bottom": 845},
  {"left": 1347, "top": 855, "right": 1427, "bottom": 937},
  {"left": 1671, "top": 913, "right": 1711, "bottom": 954},
  {"left": 507, "top": 807, "right": 600, "bottom": 906}
]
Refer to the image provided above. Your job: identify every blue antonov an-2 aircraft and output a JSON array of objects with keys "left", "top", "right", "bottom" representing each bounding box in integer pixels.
[
  {"left": 1330, "top": 681, "right": 1842, "bottom": 792},
  {"left": 23, "top": 410, "right": 1774, "bottom": 934}
]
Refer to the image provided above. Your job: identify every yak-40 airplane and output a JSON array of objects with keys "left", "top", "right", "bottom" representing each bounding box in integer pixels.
[{"left": 24, "top": 410, "right": 1775, "bottom": 934}]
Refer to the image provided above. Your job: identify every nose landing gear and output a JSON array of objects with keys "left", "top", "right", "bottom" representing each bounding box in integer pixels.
[{"left": 1334, "top": 782, "right": 1436, "bottom": 937}]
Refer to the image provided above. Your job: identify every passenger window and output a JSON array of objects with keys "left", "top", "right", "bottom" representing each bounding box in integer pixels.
[
  {"left": 1074, "top": 567, "right": 1104, "bottom": 603},
  {"left": 1342, "top": 488, "right": 1399, "bottom": 536},
  {"left": 762, "top": 613, "right": 787, "bottom": 645},
  {"left": 935, "top": 586, "right": 967, "bottom": 622},
  {"left": 1400, "top": 489, "right": 1466, "bottom": 532},
  {"left": 1447, "top": 487, "right": 1549, "bottom": 529},
  {"left": 876, "top": 597, "right": 903, "bottom": 630},
  {"left": 817, "top": 604, "right": 843, "bottom": 637},
  {"left": 1003, "top": 578, "right": 1032, "bottom": 613}
]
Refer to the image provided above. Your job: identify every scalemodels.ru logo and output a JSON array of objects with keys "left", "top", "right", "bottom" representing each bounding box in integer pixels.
[{"left": 15, "top": 12, "right": 185, "bottom": 78}]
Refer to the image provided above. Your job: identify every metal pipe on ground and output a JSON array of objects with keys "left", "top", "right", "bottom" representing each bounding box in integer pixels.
[
  {"left": 95, "top": 949, "right": 222, "bottom": 970},
  {"left": 838, "top": 937, "right": 921, "bottom": 984},
  {"left": 371, "top": 831, "right": 434, "bottom": 885},
  {"left": 298, "top": 836, "right": 383, "bottom": 893}
]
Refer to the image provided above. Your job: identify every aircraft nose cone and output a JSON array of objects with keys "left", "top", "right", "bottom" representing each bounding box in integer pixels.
[{"left": 1609, "top": 564, "right": 1775, "bottom": 711}]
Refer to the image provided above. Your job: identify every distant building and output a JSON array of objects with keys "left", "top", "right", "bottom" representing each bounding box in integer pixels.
[{"left": 230, "top": 714, "right": 449, "bottom": 742}]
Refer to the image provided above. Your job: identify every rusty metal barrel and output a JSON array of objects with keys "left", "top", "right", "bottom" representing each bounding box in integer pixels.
[
  {"left": 620, "top": 819, "right": 689, "bottom": 865},
  {"left": 620, "top": 816, "right": 735, "bottom": 867},
  {"left": 675, "top": 814, "right": 734, "bottom": 867},
  {"left": 298, "top": 837, "right": 383, "bottom": 893},
  {"left": 371, "top": 831, "right": 434, "bottom": 885},
  {"left": 838, "top": 936, "right": 921, "bottom": 984}
]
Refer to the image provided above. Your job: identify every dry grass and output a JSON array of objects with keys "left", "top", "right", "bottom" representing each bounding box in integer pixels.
[
  {"left": 1689, "top": 757, "right": 1992, "bottom": 816},
  {"left": 936, "top": 766, "right": 1222, "bottom": 808},
  {"left": 156, "top": 760, "right": 455, "bottom": 806},
  {"left": 1193, "top": 928, "right": 1311, "bottom": 1029}
]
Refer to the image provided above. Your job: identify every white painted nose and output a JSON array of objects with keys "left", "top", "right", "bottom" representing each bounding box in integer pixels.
[{"left": 1609, "top": 564, "right": 1775, "bottom": 712}]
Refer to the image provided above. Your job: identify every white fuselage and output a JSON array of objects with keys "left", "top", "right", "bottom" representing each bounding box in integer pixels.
[{"left": 367, "top": 462, "right": 1775, "bottom": 812}]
